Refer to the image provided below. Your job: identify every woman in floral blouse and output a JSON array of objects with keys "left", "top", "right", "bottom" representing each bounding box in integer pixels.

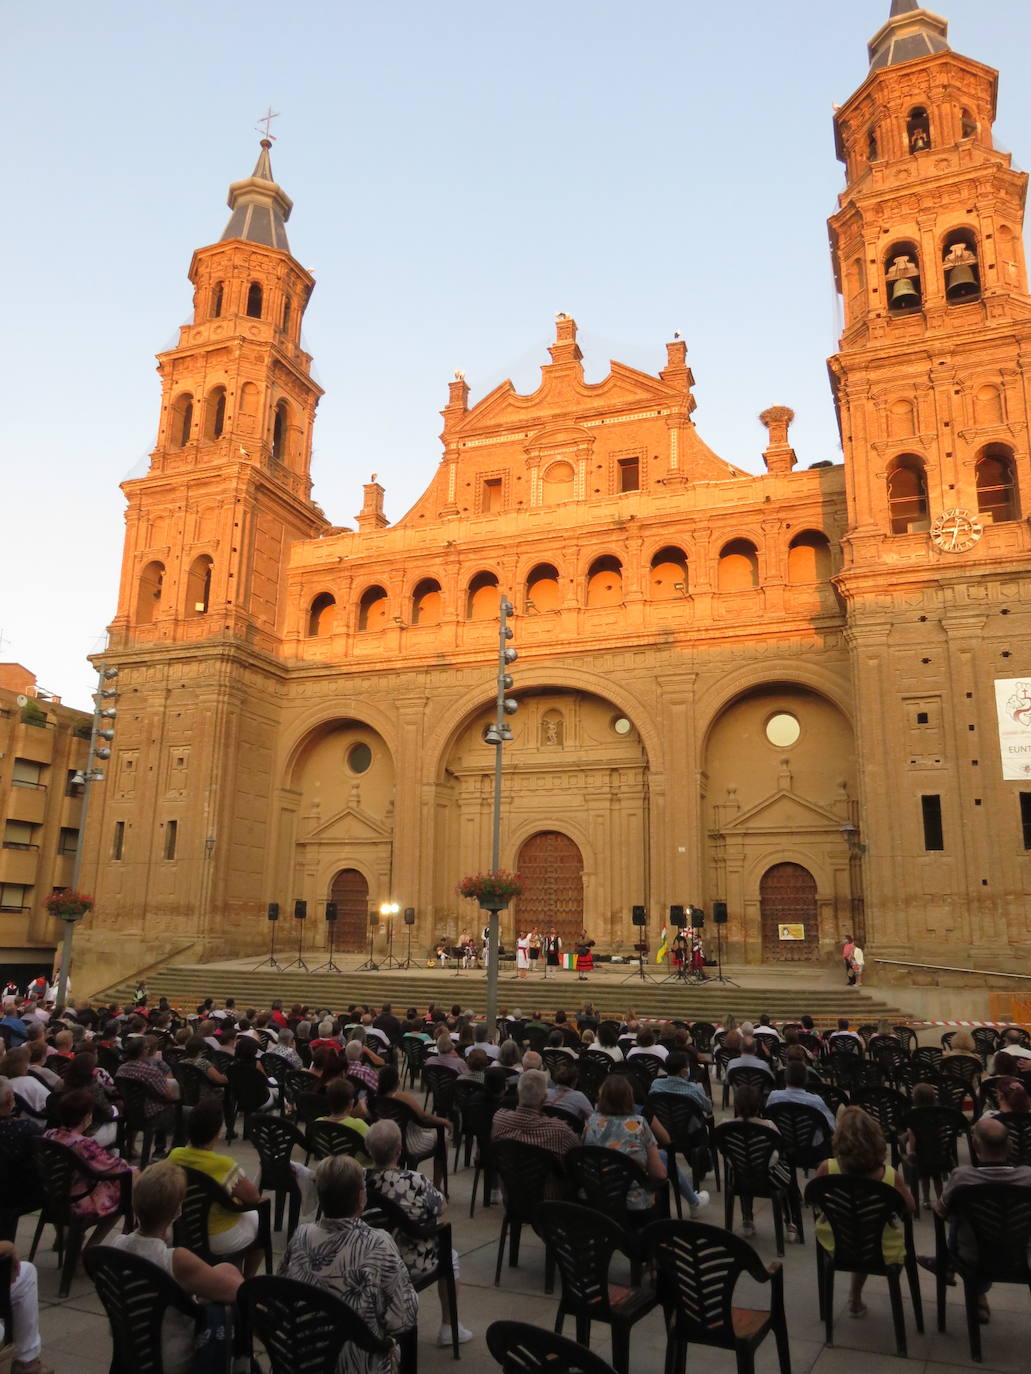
[
  {"left": 364, "top": 1119, "right": 472, "bottom": 1348},
  {"left": 582, "top": 1073, "right": 666, "bottom": 1213},
  {"left": 43, "top": 1087, "right": 135, "bottom": 1247}
]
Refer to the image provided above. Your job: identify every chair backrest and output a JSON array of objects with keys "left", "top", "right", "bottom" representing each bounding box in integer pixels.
[
  {"left": 307, "top": 1119, "right": 368, "bottom": 1161},
  {"left": 283, "top": 1068, "right": 319, "bottom": 1105},
  {"left": 807, "top": 1081, "right": 848, "bottom": 1117},
  {"left": 239, "top": 1274, "right": 393, "bottom": 1374},
  {"left": 868, "top": 1035, "right": 906, "bottom": 1065},
  {"left": 485, "top": 1319, "right": 619, "bottom": 1374},
  {"left": 542, "top": 1103, "right": 583, "bottom": 1134},
  {"left": 971, "top": 1027, "right": 1000, "bottom": 1061},
  {"left": 248, "top": 1116, "right": 304, "bottom": 1185},
  {"left": 828, "top": 1034, "right": 862, "bottom": 1057},
  {"left": 541, "top": 1048, "right": 570, "bottom": 1078},
  {"left": 369, "top": 1093, "right": 415, "bottom": 1133},
  {"left": 490, "top": 1139, "right": 563, "bottom": 1223},
  {"left": 117, "top": 1074, "right": 162, "bottom": 1126},
  {"left": 576, "top": 1051, "right": 612, "bottom": 1104},
  {"left": 852, "top": 1086, "right": 911, "bottom": 1137},
  {"left": 939, "top": 1055, "right": 981, "bottom": 1087},
  {"left": 689, "top": 1022, "right": 716, "bottom": 1053},
  {"left": 713, "top": 1120, "right": 783, "bottom": 1195},
  {"left": 173, "top": 1165, "right": 239, "bottom": 1262},
  {"left": 803, "top": 1175, "right": 907, "bottom": 1273},
  {"left": 765, "top": 1102, "right": 831, "bottom": 1165},
  {"left": 173, "top": 1061, "right": 215, "bottom": 1107},
  {"left": 421, "top": 1065, "right": 458, "bottom": 1118},
  {"left": 564, "top": 1144, "right": 651, "bottom": 1224},
  {"left": 901, "top": 1105, "right": 969, "bottom": 1172},
  {"left": 725, "top": 1066, "right": 772, "bottom": 1101},
  {"left": 262, "top": 1051, "right": 294, "bottom": 1081},
  {"left": 644, "top": 1218, "right": 771, "bottom": 1351},
  {"left": 946, "top": 1182, "right": 1031, "bottom": 1281},
  {"left": 927, "top": 1073, "right": 970, "bottom": 1110},
  {"left": 85, "top": 1246, "right": 199, "bottom": 1374},
  {"left": 995, "top": 1112, "right": 1031, "bottom": 1166},
  {"left": 911, "top": 1046, "right": 944, "bottom": 1079},
  {"left": 646, "top": 1092, "right": 709, "bottom": 1151},
  {"left": 227, "top": 1061, "right": 271, "bottom": 1112},
  {"left": 626, "top": 1053, "right": 666, "bottom": 1088},
  {"left": 32, "top": 1136, "right": 105, "bottom": 1225},
  {"left": 294, "top": 1091, "right": 327, "bottom": 1126},
  {"left": 533, "top": 1200, "right": 632, "bottom": 1318},
  {"left": 523, "top": 1026, "right": 549, "bottom": 1054},
  {"left": 452, "top": 1078, "right": 496, "bottom": 1142}
]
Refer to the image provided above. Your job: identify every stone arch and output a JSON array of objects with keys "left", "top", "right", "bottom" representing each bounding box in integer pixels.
[
  {"left": 280, "top": 705, "right": 400, "bottom": 791},
  {"left": 696, "top": 669, "right": 855, "bottom": 754}
]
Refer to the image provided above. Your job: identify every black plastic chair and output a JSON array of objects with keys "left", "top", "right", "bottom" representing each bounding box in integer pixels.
[
  {"left": 938, "top": 1054, "right": 982, "bottom": 1109},
  {"left": 247, "top": 1115, "right": 308, "bottom": 1236},
  {"left": 85, "top": 1244, "right": 232, "bottom": 1373},
  {"left": 646, "top": 1092, "right": 719, "bottom": 1215},
  {"left": 624, "top": 1053, "right": 665, "bottom": 1100},
  {"left": 853, "top": 1086, "right": 911, "bottom": 1165},
  {"left": 713, "top": 1120, "right": 794, "bottom": 1257},
  {"left": 911, "top": 1046, "right": 944, "bottom": 1080},
  {"left": 994, "top": 1110, "right": 1031, "bottom": 1165},
  {"left": 239, "top": 1274, "right": 396, "bottom": 1374},
  {"left": 900, "top": 1105, "right": 970, "bottom": 1215},
  {"left": 306, "top": 1118, "right": 368, "bottom": 1162},
  {"left": 489, "top": 1139, "right": 563, "bottom": 1288},
  {"left": 370, "top": 1094, "right": 448, "bottom": 1195},
  {"left": 173, "top": 1165, "right": 272, "bottom": 1272},
  {"left": 926, "top": 1072, "right": 971, "bottom": 1112},
  {"left": 399, "top": 1035, "right": 428, "bottom": 1090},
  {"left": 224, "top": 1061, "right": 273, "bottom": 1142},
  {"left": 971, "top": 1027, "right": 1000, "bottom": 1062},
  {"left": 485, "top": 1319, "right": 617, "bottom": 1374},
  {"left": 422, "top": 1064, "right": 459, "bottom": 1121},
  {"left": 29, "top": 1136, "right": 134, "bottom": 1297},
  {"left": 364, "top": 1184, "right": 460, "bottom": 1362},
  {"left": 724, "top": 1066, "right": 773, "bottom": 1111},
  {"left": 565, "top": 1144, "right": 668, "bottom": 1243},
  {"left": 541, "top": 1048, "right": 571, "bottom": 1079},
  {"left": 173, "top": 1060, "right": 222, "bottom": 1109},
  {"left": 282, "top": 1068, "right": 320, "bottom": 1118},
  {"left": 577, "top": 1051, "right": 613, "bottom": 1105},
  {"left": 804, "top": 1174, "right": 922, "bottom": 1357},
  {"left": 808, "top": 1080, "right": 849, "bottom": 1118},
  {"left": 115, "top": 1075, "right": 181, "bottom": 1164},
  {"left": 645, "top": 1218, "right": 790, "bottom": 1374},
  {"left": 689, "top": 1021, "right": 717, "bottom": 1053},
  {"left": 293, "top": 1089, "right": 328, "bottom": 1128},
  {"left": 532, "top": 1201, "right": 658, "bottom": 1374},
  {"left": 931, "top": 1181, "right": 1031, "bottom": 1362}
]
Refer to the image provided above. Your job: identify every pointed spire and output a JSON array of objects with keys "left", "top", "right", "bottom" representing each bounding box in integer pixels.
[
  {"left": 220, "top": 140, "right": 293, "bottom": 252},
  {"left": 868, "top": 2, "right": 949, "bottom": 71}
]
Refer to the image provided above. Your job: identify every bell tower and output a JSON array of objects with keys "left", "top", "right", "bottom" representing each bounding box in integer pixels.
[
  {"left": 109, "top": 140, "right": 327, "bottom": 651},
  {"left": 829, "top": 4, "right": 1031, "bottom": 967}
]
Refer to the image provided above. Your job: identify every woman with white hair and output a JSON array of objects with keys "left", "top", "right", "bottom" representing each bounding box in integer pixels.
[{"left": 364, "top": 1119, "right": 472, "bottom": 1348}]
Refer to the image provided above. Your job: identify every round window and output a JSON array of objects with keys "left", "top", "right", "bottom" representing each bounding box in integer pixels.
[
  {"left": 765, "top": 712, "right": 801, "bottom": 748},
  {"left": 613, "top": 716, "right": 632, "bottom": 736},
  {"left": 347, "top": 742, "right": 372, "bottom": 774}
]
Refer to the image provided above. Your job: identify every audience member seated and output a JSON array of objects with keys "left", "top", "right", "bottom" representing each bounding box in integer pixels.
[
  {"left": 583, "top": 1073, "right": 690, "bottom": 1215},
  {"left": 179, "top": 1037, "right": 228, "bottom": 1098},
  {"left": 345, "top": 1040, "right": 380, "bottom": 1094},
  {"left": 167, "top": 1097, "right": 265, "bottom": 1275},
  {"left": 0, "top": 1238, "right": 50, "bottom": 1374},
  {"left": 753, "top": 1015, "right": 782, "bottom": 1045},
  {"left": 464, "top": 1049, "right": 489, "bottom": 1082},
  {"left": 279, "top": 1154, "right": 417, "bottom": 1373},
  {"left": 921, "top": 1115, "right": 1031, "bottom": 1324},
  {"left": 984, "top": 1075, "right": 1031, "bottom": 1119},
  {"left": 233, "top": 1034, "right": 275, "bottom": 1109},
  {"left": 942, "top": 1029, "right": 983, "bottom": 1074},
  {"left": 318, "top": 1079, "right": 371, "bottom": 1164},
  {"left": 491, "top": 1069, "right": 578, "bottom": 1162},
  {"left": 270, "top": 1027, "right": 302, "bottom": 1068},
  {"left": 110, "top": 1161, "right": 244, "bottom": 1374},
  {"left": 627, "top": 1028, "right": 667, "bottom": 1062},
  {"left": 727, "top": 1036, "right": 775, "bottom": 1079},
  {"left": 424, "top": 1033, "right": 469, "bottom": 1078},
  {"left": 471, "top": 1023, "right": 500, "bottom": 1062},
  {"left": 730, "top": 1085, "right": 791, "bottom": 1238},
  {"left": 831, "top": 1018, "right": 864, "bottom": 1048},
  {"left": 0, "top": 1002, "right": 28, "bottom": 1047},
  {"left": 496, "top": 1040, "right": 523, "bottom": 1074},
  {"left": 594, "top": 1023, "right": 624, "bottom": 1062},
  {"left": 767, "top": 1060, "right": 837, "bottom": 1139},
  {"left": 996, "top": 1029, "right": 1031, "bottom": 1062},
  {"left": 649, "top": 1051, "right": 711, "bottom": 1114},
  {"left": 813, "top": 1105, "right": 914, "bottom": 1316},
  {"left": 376, "top": 1066, "right": 451, "bottom": 1189},
  {"left": 544, "top": 1060, "right": 593, "bottom": 1122},
  {"left": 43, "top": 1088, "right": 136, "bottom": 1249},
  {"left": 26, "top": 1039, "right": 61, "bottom": 1091},
  {"left": 52, "top": 1051, "right": 119, "bottom": 1147},
  {"left": 365, "top": 1118, "right": 472, "bottom": 1347},
  {"left": 115, "top": 1035, "right": 180, "bottom": 1140},
  {"left": 0, "top": 1048, "right": 48, "bottom": 1118},
  {"left": 0, "top": 1076, "right": 45, "bottom": 1227}
]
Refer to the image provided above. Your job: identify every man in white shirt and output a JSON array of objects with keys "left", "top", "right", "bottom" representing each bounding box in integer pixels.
[
  {"left": 628, "top": 1028, "right": 668, "bottom": 1062},
  {"left": 753, "top": 1015, "right": 781, "bottom": 1044}
]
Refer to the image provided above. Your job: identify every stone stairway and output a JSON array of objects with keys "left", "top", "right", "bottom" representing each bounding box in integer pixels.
[{"left": 104, "top": 960, "right": 914, "bottom": 1027}]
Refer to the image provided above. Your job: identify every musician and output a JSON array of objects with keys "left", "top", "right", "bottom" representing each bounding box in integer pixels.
[
  {"left": 671, "top": 932, "right": 688, "bottom": 972},
  {"left": 458, "top": 932, "right": 477, "bottom": 968},
  {"left": 691, "top": 936, "right": 707, "bottom": 981},
  {"left": 481, "top": 924, "right": 492, "bottom": 968},
  {"left": 528, "top": 930, "right": 542, "bottom": 972},
  {"left": 435, "top": 942, "right": 449, "bottom": 968},
  {"left": 574, "top": 930, "right": 595, "bottom": 982},
  {"left": 544, "top": 928, "right": 562, "bottom": 969}
]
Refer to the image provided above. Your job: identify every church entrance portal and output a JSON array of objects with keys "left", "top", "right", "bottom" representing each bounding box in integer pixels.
[
  {"left": 759, "top": 862, "right": 819, "bottom": 962},
  {"left": 515, "top": 831, "right": 584, "bottom": 947},
  {"left": 329, "top": 868, "right": 370, "bottom": 951}
]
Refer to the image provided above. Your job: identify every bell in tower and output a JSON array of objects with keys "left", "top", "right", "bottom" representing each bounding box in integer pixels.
[
  {"left": 886, "top": 252, "right": 922, "bottom": 311},
  {"left": 943, "top": 237, "right": 981, "bottom": 301}
]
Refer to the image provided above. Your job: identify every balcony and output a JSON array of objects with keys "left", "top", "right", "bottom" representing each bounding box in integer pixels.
[
  {"left": 6, "top": 787, "right": 47, "bottom": 826},
  {"left": 0, "top": 846, "right": 40, "bottom": 886},
  {"left": 12, "top": 723, "right": 54, "bottom": 765}
]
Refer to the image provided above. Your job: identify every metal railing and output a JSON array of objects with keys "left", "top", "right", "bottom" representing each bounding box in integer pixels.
[{"left": 875, "top": 957, "right": 1031, "bottom": 983}]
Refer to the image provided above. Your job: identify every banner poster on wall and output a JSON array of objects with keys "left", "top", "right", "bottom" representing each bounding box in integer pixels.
[{"left": 995, "top": 678, "right": 1031, "bottom": 780}]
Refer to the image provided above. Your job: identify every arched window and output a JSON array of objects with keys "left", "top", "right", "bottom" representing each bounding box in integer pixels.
[
  {"left": 976, "top": 444, "right": 1020, "bottom": 523},
  {"left": 973, "top": 383, "right": 1004, "bottom": 426},
  {"left": 204, "top": 386, "right": 226, "bottom": 441},
  {"left": 717, "top": 539, "right": 759, "bottom": 591},
  {"left": 649, "top": 545, "right": 688, "bottom": 599},
  {"left": 787, "top": 531, "right": 832, "bottom": 584},
  {"left": 282, "top": 298, "right": 292, "bottom": 335},
  {"left": 246, "top": 282, "right": 263, "bottom": 318},
  {"left": 358, "top": 585, "right": 389, "bottom": 631},
  {"left": 136, "top": 561, "right": 165, "bottom": 625},
  {"left": 272, "top": 400, "right": 290, "bottom": 462},
  {"left": 887, "top": 454, "right": 929, "bottom": 534},
  {"left": 885, "top": 243, "right": 922, "bottom": 312},
  {"left": 526, "top": 562, "right": 560, "bottom": 613},
  {"left": 211, "top": 282, "right": 224, "bottom": 318},
  {"left": 586, "top": 555, "right": 623, "bottom": 607},
  {"left": 171, "top": 393, "right": 194, "bottom": 448},
  {"left": 888, "top": 398, "right": 915, "bottom": 438},
  {"left": 307, "top": 592, "right": 336, "bottom": 637},
  {"left": 185, "top": 555, "right": 213, "bottom": 616},
  {"left": 467, "top": 571, "right": 500, "bottom": 619},
  {"left": 541, "top": 459, "right": 575, "bottom": 503},
  {"left": 907, "top": 106, "right": 931, "bottom": 152},
  {"left": 942, "top": 228, "right": 981, "bottom": 302},
  {"left": 411, "top": 578, "right": 442, "bottom": 626}
]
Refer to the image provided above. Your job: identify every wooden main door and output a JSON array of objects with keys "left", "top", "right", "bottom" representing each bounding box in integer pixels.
[
  {"left": 515, "top": 831, "right": 584, "bottom": 945},
  {"left": 329, "top": 868, "right": 370, "bottom": 951},
  {"left": 759, "top": 862, "right": 819, "bottom": 962}
]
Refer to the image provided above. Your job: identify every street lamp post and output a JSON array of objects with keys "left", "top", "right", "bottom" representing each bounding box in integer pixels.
[{"left": 483, "top": 597, "right": 517, "bottom": 1035}]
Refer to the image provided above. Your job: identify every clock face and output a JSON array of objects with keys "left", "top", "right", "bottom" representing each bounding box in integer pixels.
[{"left": 930, "top": 508, "right": 983, "bottom": 553}]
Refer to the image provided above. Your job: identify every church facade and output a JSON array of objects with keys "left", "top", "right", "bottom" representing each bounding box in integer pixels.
[{"left": 75, "top": 2, "right": 1031, "bottom": 991}]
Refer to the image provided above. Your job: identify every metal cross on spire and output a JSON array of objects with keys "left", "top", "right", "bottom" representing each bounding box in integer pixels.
[{"left": 256, "top": 106, "right": 280, "bottom": 141}]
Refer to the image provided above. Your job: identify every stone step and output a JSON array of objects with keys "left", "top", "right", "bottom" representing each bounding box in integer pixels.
[{"left": 106, "top": 963, "right": 912, "bottom": 1027}]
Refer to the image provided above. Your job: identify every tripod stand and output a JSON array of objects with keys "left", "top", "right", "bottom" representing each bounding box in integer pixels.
[
  {"left": 621, "top": 931, "right": 660, "bottom": 984},
  {"left": 380, "top": 916, "right": 404, "bottom": 970},
  {"left": 311, "top": 916, "right": 343, "bottom": 974},
  {"left": 281, "top": 917, "right": 310, "bottom": 973},
  {"left": 709, "top": 920, "right": 738, "bottom": 987},
  {"left": 253, "top": 916, "right": 282, "bottom": 971},
  {"left": 355, "top": 919, "right": 379, "bottom": 971},
  {"left": 398, "top": 920, "right": 413, "bottom": 970}
]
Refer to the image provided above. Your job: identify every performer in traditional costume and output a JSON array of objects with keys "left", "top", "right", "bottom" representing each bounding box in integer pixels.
[
  {"left": 544, "top": 929, "right": 562, "bottom": 969},
  {"left": 574, "top": 930, "right": 595, "bottom": 981},
  {"left": 516, "top": 931, "right": 530, "bottom": 978},
  {"left": 691, "top": 935, "right": 707, "bottom": 981},
  {"left": 528, "top": 930, "right": 541, "bottom": 973}
]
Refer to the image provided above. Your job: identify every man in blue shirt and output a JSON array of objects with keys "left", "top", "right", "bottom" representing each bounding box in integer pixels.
[
  {"left": 766, "top": 1060, "right": 836, "bottom": 1138},
  {"left": 0, "top": 1001, "right": 28, "bottom": 1046},
  {"left": 648, "top": 1052, "right": 711, "bottom": 1114}
]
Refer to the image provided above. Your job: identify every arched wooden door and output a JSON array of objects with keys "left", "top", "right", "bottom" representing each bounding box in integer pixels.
[
  {"left": 329, "top": 868, "right": 369, "bottom": 951},
  {"left": 515, "top": 831, "right": 583, "bottom": 945},
  {"left": 759, "top": 862, "right": 819, "bottom": 962}
]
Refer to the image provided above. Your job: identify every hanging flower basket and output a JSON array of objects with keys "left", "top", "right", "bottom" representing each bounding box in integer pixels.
[
  {"left": 44, "top": 889, "right": 93, "bottom": 922},
  {"left": 456, "top": 871, "right": 523, "bottom": 911}
]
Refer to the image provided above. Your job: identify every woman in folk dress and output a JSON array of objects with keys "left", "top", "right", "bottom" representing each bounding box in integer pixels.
[
  {"left": 575, "top": 930, "right": 595, "bottom": 982},
  {"left": 516, "top": 932, "right": 530, "bottom": 979},
  {"left": 528, "top": 930, "right": 542, "bottom": 974}
]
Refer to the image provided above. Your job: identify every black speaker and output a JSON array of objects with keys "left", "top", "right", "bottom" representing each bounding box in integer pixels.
[
  {"left": 294, "top": 900, "right": 307, "bottom": 921},
  {"left": 325, "top": 901, "right": 338, "bottom": 923},
  {"left": 267, "top": 902, "right": 280, "bottom": 923},
  {"left": 369, "top": 910, "right": 379, "bottom": 929},
  {"left": 691, "top": 905, "right": 704, "bottom": 928},
  {"left": 631, "top": 905, "right": 647, "bottom": 927},
  {"left": 404, "top": 907, "right": 416, "bottom": 926},
  {"left": 669, "top": 904, "right": 686, "bottom": 928},
  {"left": 713, "top": 900, "right": 728, "bottom": 925}
]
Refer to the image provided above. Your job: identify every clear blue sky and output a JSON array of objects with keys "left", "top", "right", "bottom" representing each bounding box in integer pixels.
[{"left": 2, "top": 2, "right": 1030, "bottom": 709}]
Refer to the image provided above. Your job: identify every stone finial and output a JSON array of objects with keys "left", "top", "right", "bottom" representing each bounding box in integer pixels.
[
  {"left": 759, "top": 406, "right": 798, "bottom": 474},
  {"left": 547, "top": 313, "right": 583, "bottom": 368},
  {"left": 440, "top": 370, "right": 470, "bottom": 439},
  {"left": 356, "top": 476, "right": 389, "bottom": 531}
]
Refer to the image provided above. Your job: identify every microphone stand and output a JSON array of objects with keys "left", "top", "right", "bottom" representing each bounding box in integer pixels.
[
  {"left": 253, "top": 916, "right": 282, "bottom": 971},
  {"left": 312, "top": 915, "right": 343, "bottom": 974},
  {"left": 281, "top": 916, "right": 309, "bottom": 973}
]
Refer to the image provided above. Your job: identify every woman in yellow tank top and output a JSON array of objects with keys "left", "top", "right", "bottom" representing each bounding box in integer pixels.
[{"left": 813, "top": 1106, "right": 915, "bottom": 1317}]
